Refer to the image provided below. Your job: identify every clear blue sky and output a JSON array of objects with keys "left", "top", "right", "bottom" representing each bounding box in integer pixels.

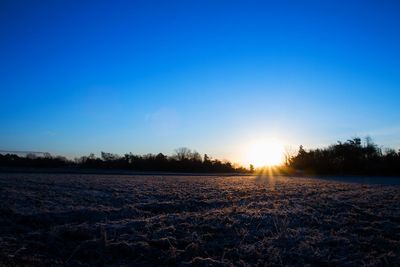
[{"left": 1, "top": 0, "right": 400, "bottom": 163}]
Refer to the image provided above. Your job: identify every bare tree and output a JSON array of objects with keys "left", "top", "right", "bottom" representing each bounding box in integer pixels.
[
  {"left": 284, "top": 145, "right": 297, "bottom": 166},
  {"left": 174, "top": 147, "right": 192, "bottom": 161},
  {"left": 190, "top": 151, "right": 202, "bottom": 161}
]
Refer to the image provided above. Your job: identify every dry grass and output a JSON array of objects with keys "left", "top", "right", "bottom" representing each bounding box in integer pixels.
[{"left": 0, "top": 173, "right": 399, "bottom": 266}]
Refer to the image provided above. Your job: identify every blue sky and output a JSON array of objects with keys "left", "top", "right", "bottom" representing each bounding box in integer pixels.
[{"left": 1, "top": 0, "right": 400, "bottom": 163}]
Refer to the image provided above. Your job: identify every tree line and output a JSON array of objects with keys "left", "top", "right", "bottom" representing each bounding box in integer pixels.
[
  {"left": 0, "top": 147, "right": 248, "bottom": 173},
  {"left": 1, "top": 138, "right": 399, "bottom": 175},
  {"left": 286, "top": 137, "right": 400, "bottom": 176}
]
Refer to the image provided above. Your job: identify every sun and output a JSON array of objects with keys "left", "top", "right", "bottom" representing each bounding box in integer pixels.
[{"left": 245, "top": 139, "right": 285, "bottom": 167}]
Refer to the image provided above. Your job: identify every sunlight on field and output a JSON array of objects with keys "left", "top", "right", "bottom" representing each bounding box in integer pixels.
[
  {"left": 245, "top": 138, "right": 285, "bottom": 167},
  {"left": 1, "top": 173, "right": 399, "bottom": 266}
]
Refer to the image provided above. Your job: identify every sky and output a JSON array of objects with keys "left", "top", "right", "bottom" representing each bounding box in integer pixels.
[{"left": 1, "top": 0, "right": 400, "bottom": 164}]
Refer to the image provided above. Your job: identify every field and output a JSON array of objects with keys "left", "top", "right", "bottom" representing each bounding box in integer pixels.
[{"left": 0, "top": 173, "right": 399, "bottom": 266}]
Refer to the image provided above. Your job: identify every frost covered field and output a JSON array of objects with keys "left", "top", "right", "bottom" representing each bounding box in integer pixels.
[{"left": 0, "top": 173, "right": 399, "bottom": 266}]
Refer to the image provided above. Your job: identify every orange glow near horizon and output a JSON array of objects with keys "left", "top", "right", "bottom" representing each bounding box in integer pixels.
[{"left": 244, "top": 138, "right": 285, "bottom": 168}]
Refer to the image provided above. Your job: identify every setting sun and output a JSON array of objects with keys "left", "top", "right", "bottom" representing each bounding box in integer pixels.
[{"left": 245, "top": 139, "right": 285, "bottom": 167}]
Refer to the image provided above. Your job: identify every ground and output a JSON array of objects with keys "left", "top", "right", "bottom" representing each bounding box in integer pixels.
[{"left": 0, "top": 173, "right": 399, "bottom": 266}]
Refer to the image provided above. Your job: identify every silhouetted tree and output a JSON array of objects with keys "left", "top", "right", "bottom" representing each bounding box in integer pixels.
[
  {"left": 2, "top": 138, "right": 399, "bottom": 175},
  {"left": 190, "top": 151, "right": 202, "bottom": 161},
  {"left": 101, "top": 152, "right": 120, "bottom": 161},
  {"left": 288, "top": 137, "right": 398, "bottom": 176},
  {"left": 174, "top": 147, "right": 192, "bottom": 161},
  {"left": 249, "top": 164, "right": 254, "bottom": 172}
]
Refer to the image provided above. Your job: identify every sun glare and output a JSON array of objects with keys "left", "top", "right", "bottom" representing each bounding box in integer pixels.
[{"left": 246, "top": 139, "right": 285, "bottom": 167}]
